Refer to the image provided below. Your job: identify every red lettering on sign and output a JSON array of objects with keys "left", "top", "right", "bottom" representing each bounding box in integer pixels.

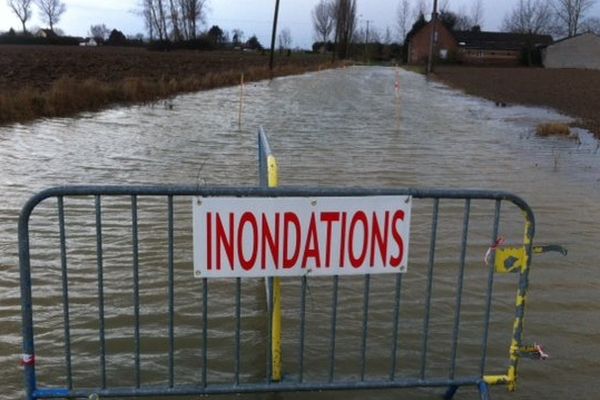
[
  {"left": 216, "top": 212, "right": 235, "bottom": 270},
  {"left": 206, "top": 212, "right": 212, "bottom": 270},
  {"left": 389, "top": 210, "right": 405, "bottom": 267},
  {"left": 370, "top": 211, "right": 389, "bottom": 266},
  {"left": 339, "top": 212, "right": 347, "bottom": 267},
  {"left": 238, "top": 212, "right": 258, "bottom": 271},
  {"left": 283, "top": 212, "right": 301, "bottom": 269},
  {"left": 261, "top": 213, "right": 280, "bottom": 269},
  {"left": 302, "top": 213, "right": 321, "bottom": 268},
  {"left": 321, "top": 212, "right": 340, "bottom": 267},
  {"left": 349, "top": 211, "right": 369, "bottom": 268}
]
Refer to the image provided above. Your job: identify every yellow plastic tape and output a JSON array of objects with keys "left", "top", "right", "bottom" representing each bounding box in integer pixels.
[{"left": 494, "top": 247, "right": 526, "bottom": 273}]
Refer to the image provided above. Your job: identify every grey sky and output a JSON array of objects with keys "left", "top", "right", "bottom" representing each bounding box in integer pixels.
[{"left": 1, "top": 0, "right": 599, "bottom": 47}]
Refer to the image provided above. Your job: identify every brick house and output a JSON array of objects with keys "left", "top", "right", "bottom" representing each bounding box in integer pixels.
[
  {"left": 407, "top": 19, "right": 553, "bottom": 65},
  {"left": 407, "top": 20, "right": 456, "bottom": 65}
]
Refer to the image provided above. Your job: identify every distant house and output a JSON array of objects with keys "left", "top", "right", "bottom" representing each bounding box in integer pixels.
[
  {"left": 542, "top": 33, "right": 600, "bottom": 70},
  {"left": 406, "top": 19, "right": 456, "bottom": 64},
  {"left": 406, "top": 19, "right": 553, "bottom": 65},
  {"left": 454, "top": 30, "right": 553, "bottom": 65},
  {"left": 36, "top": 29, "right": 58, "bottom": 39},
  {"left": 79, "top": 38, "right": 98, "bottom": 47}
]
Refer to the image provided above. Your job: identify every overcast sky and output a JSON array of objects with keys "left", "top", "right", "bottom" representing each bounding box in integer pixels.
[{"left": 1, "top": 0, "right": 600, "bottom": 47}]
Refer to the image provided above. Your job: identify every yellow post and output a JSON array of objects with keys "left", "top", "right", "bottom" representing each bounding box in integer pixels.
[{"left": 267, "top": 153, "right": 282, "bottom": 382}]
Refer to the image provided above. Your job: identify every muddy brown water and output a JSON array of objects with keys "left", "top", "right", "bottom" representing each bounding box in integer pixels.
[{"left": 0, "top": 67, "right": 599, "bottom": 399}]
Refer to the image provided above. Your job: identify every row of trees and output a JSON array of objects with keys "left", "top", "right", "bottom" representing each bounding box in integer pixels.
[
  {"left": 502, "top": 0, "right": 599, "bottom": 37},
  {"left": 7, "top": 0, "right": 66, "bottom": 33},
  {"left": 139, "top": 1, "right": 270, "bottom": 51},
  {"left": 140, "top": 0, "right": 207, "bottom": 41}
]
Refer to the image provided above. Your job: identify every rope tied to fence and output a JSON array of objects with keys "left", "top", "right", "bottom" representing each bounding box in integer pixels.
[
  {"left": 484, "top": 236, "right": 506, "bottom": 266},
  {"left": 20, "top": 354, "right": 35, "bottom": 367}
]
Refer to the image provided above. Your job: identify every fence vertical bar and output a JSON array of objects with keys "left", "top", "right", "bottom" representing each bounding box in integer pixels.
[
  {"left": 266, "top": 277, "right": 274, "bottom": 384},
  {"left": 328, "top": 275, "right": 339, "bottom": 383},
  {"left": 95, "top": 195, "right": 107, "bottom": 389},
  {"left": 449, "top": 199, "right": 471, "bottom": 380},
  {"left": 389, "top": 273, "right": 403, "bottom": 381},
  {"left": 420, "top": 198, "right": 439, "bottom": 380},
  {"left": 131, "top": 195, "right": 141, "bottom": 388},
  {"left": 202, "top": 278, "right": 208, "bottom": 388},
  {"left": 58, "top": 196, "right": 73, "bottom": 389},
  {"left": 480, "top": 200, "right": 501, "bottom": 376},
  {"left": 298, "top": 276, "right": 307, "bottom": 383},
  {"left": 235, "top": 278, "right": 241, "bottom": 386},
  {"left": 167, "top": 195, "right": 175, "bottom": 388},
  {"left": 360, "top": 275, "right": 371, "bottom": 381},
  {"left": 18, "top": 199, "right": 36, "bottom": 400}
]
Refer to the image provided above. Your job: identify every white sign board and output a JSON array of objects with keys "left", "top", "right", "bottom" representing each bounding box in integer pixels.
[{"left": 192, "top": 196, "right": 411, "bottom": 278}]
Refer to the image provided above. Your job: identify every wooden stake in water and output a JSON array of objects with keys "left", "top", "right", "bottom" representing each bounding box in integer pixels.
[{"left": 238, "top": 73, "right": 244, "bottom": 131}]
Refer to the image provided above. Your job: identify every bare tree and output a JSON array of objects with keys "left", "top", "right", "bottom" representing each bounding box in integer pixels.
[
  {"left": 412, "top": 0, "right": 428, "bottom": 22},
  {"left": 178, "top": 0, "right": 207, "bottom": 39},
  {"left": 501, "top": 0, "right": 554, "bottom": 34},
  {"left": 140, "top": 0, "right": 155, "bottom": 40},
  {"left": 89, "top": 24, "right": 110, "bottom": 42},
  {"left": 168, "top": 0, "right": 182, "bottom": 41},
  {"left": 581, "top": 16, "right": 600, "bottom": 33},
  {"left": 438, "top": 0, "right": 450, "bottom": 13},
  {"left": 312, "top": 0, "right": 334, "bottom": 43},
  {"left": 396, "top": 0, "right": 410, "bottom": 43},
  {"left": 453, "top": 11, "right": 474, "bottom": 31},
  {"left": 7, "top": 0, "right": 33, "bottom": 33},
  {"left": 278, "top": 27, "right": 292, "bottom": 52},
  {"left": 470, "top": 0, "right": 484, "bottom": 27},
  {"left": 232, "top": 29, "right": 244, "bottom": 45},
  {"left": 35, "top": 0, "right": 65, "bottom": 32},
  {"left": 141, "top": 0, "right": 167, "bottom": 40},
  {"left": 553, "top": 0, "right": 596, "bottom": 37},
  {"left": 141, "top": 0, "right": 206, "bottom": 41},
  {"left": 369, "top": 27, "right": 381, "bottom": 43},
  {"left": 383, "top": 26, "right": 393, "bottom": 44},
  {"left": 331, "top": 0, "right": 357, "bottom": 59}
]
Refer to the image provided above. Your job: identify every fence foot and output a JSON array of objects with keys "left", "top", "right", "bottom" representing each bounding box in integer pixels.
[
  {"left": 443, "top": 385, "right": 459, "bottom": 400},
  {"left": 478, "top": 381, "right": 491, "bottom": 400}
]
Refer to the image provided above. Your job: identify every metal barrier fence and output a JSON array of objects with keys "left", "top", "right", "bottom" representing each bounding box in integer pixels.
[{"left": 19, "top": 128, "right": 556, "bottom": 400}]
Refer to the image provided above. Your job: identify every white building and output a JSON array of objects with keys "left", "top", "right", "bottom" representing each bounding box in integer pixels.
[
  {"left": 542, "top": 33, "right": 600, "bottom": 70},
  {"left": 79, "top": 38, "right": 98, "bottom": 47}
]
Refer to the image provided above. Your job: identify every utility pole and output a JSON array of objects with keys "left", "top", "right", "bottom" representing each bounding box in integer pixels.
[
  {"left": 426, "top": 0, "right": 438, "bottom": 75},
  {"left": 269, "top": 0, "right": 281, "bottom": 74}
]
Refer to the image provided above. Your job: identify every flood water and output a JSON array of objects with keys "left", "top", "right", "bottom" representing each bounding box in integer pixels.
[{"left": 0, "top": 67, "right": 599, "bottom": 400}]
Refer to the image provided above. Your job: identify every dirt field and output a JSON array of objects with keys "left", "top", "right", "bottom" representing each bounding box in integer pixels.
[
  {"left": 0, "top": 45, "right": 335, "bottom": 124},
  {"left": 433, "top": 66, "right": 600, "bottom": 137}
]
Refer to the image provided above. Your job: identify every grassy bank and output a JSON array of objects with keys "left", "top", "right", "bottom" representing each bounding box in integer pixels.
[
  {"left": 432, "top": 66, "right": 600, "bottom": 137},
  {"left": 0, "top": 46, "right": 339, "bottom": 125}
]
